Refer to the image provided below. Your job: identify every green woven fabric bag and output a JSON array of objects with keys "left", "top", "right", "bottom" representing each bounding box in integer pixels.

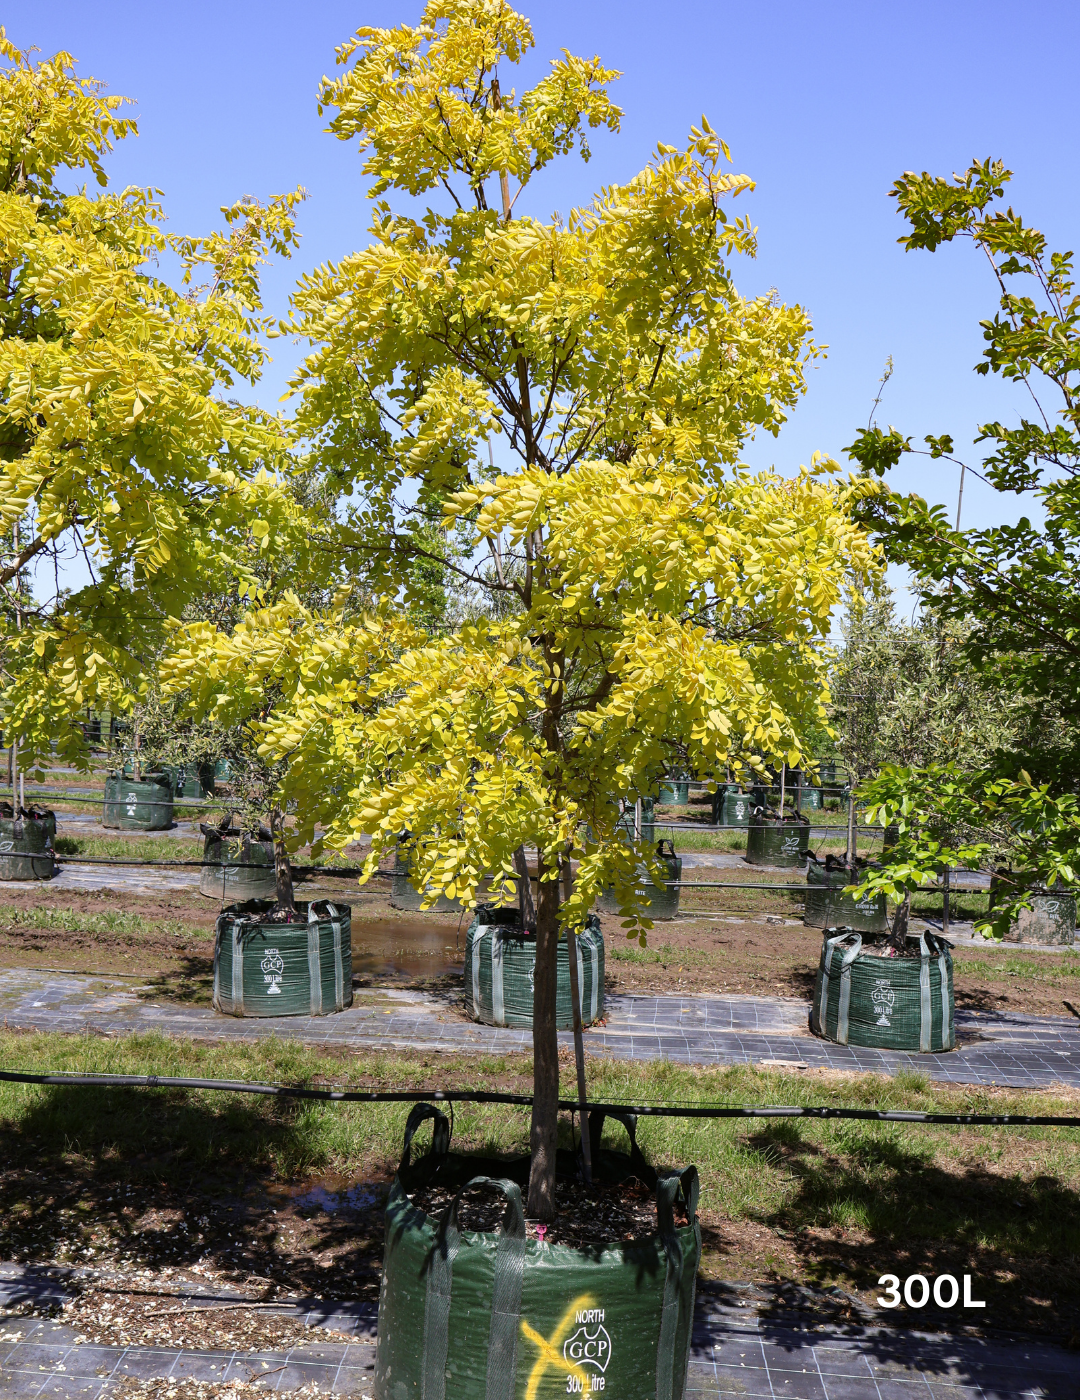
[
  {"left": 464, "top": 906, "right": 605, "bottom": 1028},
  {"left": 213, "top": 899, "right": 352, "bottom": 1017},
  {"left": 811, "top": 929, "right": 956, "bottom": 1052},
  {"left": 375, "top": 1104, "right": 700, "bottom": 1400},
  {"left": 102, "top": 773, "right": 174, "bottom": 831},
  {"left": 0, "top": 812, "right": 54, "bottom": 881}
]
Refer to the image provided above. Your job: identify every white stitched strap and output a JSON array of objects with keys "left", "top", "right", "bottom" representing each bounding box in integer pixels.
[
  {"left": 490, "top": 929, "right": 506, "bottom": 1025},
  {"left": 817, "top": 931, "right": 849, "bottom": 1035},
  {"left": 231, "top": 918, "right": 244, "bottom": 1013},
  {"left": 307, "top": 914, "right": 322, "bottom": 1016},
  {"left": 471, "top": 924, "right": 486, "bottom": 1020},
  {"left": 332, "top": 914, "right": 343, "bottom": 1010},
  {"left": 917, "top": 932, "right": 933, "bottom": 1052},
  {"left": 836, "top": 933, "right": 863, "bottom": 1045}
]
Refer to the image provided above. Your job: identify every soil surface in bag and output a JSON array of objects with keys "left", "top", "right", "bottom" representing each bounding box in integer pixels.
[{"left": 410, "top": 1176, "right": 682, "bottom": 1249}]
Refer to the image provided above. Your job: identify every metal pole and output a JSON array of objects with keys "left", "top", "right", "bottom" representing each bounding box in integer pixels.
[
  {"left": 779, "top": 765, "right": 786, "bottom": 816},
  {"left": 634, "top": 798, "right": 642, "bottom": 842},
  {"left": 561, "top": 856, "right": 592, "bottom": 1184}
]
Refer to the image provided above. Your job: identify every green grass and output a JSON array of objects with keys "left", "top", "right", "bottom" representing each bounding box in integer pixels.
[
  {"left": 0, "top": 903, "right": 195, "bottom": 940},
  {"left": 53, "top": 834, "right": 204, "bottom": 861},
  {"left": 953, "top": 950, "right": 1080, "bottom": 984}
]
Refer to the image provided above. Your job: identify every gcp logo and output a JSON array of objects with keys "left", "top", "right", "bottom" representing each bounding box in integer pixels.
[
  {"left": 871, "top": 978, "right": 895, "bottom": 1027},
  {"left": 563, "top": 1315, "right": 612, "bottom": 1373},
  {"left": 261, "top": 948, "right": 284, "bottom": 995}
]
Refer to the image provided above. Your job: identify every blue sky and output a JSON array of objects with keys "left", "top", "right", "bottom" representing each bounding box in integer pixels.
[{"left": 9, "top": 0, "right": 1080, "bottom": 614}]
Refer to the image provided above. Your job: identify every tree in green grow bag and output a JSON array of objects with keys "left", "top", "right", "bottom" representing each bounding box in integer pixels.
[
  {"left": 164, "top": 0, "right": 875, "bottom": 1220},
  {"left": 804, "top": 853, "right": 887, "bottom": 933},
  {"left": 0, "top": 803, "right": 55, "bottom": 880},
  {"left": 199, "top": 817, "right": 276, "bottom": 902},
  {"left": 375, "top": 1103, "right": 700, "bottom": 1400},
  {"left": 810, "top": 927, "right": 955, "bottom": 1053},
  {"left": 464, "top": 905, "right": 605, "bottom": 1027}
]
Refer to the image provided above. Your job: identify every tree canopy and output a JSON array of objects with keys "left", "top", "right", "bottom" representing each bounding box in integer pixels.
[
  {"left": 165, "top": 0, "right": 875, "bottom": 1216},
  {"left": 846, "top": 161, "right": 1080, "bottom": 924},
  {"left": 0, "top": 31, "right": 306, "bottom": 769}
]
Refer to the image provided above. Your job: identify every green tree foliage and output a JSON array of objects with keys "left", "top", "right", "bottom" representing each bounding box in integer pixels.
[
  {"left": 0, "top": 32, "right": 306, "bottom": 770},
  {"left": 846, "top": 161, "right": 1080, "bottom": 926},
  {"left": 165, "top": 0, "right": 875, "bottom": 1217}
]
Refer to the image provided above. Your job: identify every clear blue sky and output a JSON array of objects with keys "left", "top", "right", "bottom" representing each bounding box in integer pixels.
[{"left": 10, "top": 0, "right": 1080, "bottom": 613}]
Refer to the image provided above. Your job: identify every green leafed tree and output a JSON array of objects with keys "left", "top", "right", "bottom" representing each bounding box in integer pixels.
[
  {"left": 0, "top": 31, "right": 307, "bottom": 773},
  {"left": 846, "top": 160, "right": 1080, "bottom": 926},
  {"left": 165, "top": 0, "right": 875, "bottom": 1218}
]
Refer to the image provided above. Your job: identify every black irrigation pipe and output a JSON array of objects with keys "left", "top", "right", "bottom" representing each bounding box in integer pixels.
[{"left": 0, "top": 1069, "right": 1075, "bottom": 1127}]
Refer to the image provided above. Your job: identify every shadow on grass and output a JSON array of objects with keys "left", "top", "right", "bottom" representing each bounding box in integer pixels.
[
  {"left": 741, "top": 1120, "right": 1080, "bottom": 1339},
  {"left": 0, "top": 1084, "right": 387, "bottom": 1301}
]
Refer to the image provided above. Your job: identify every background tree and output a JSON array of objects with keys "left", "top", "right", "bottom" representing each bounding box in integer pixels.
[
  {"left": 166, "top": 0, "right": 875, "bottom": 1219},
  {"left": 0, "top": 32, "right": 305, "bottom": 776},
  {"left": 847, "top": 161, "right": 1080, "bottom": 924}
]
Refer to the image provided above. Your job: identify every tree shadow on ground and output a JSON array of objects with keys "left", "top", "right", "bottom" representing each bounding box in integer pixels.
[
  {"left": 735, "top": 1120, "right": 1080, "bottom": 1341},
  {"left": 0, "top": 1084, "right": 388, "bottom": 1302}
]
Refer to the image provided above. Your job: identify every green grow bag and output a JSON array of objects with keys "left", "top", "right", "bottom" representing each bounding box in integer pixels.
[
  {"left": 1010, "top": 890, "right": 1076, "bottom": 946},
  {"left": 213, "top": 899, "right": 352, "bottom": 1017},
  {"left": 22, "top": 805, "right": 56, "bottom": 841},
  {"left": 391, "top": 844, "right": 463, "bottom": 913},
  {"left": 811, "top": 928, "right": 955, "bottom": 1052},
  {"left": 168, "top": 762, "right": 215, "bottom": 801},
  {"left": 199, "top": 823, "right": 276, "bottom": 901},
  {"left": 464, "top": 906, "right": 605, "bottom": 1028},
  {"left": 375, "top": 1103, "right": 700, "bottom": 1400},
  {"left": 712, "top": 786, "right": 753, "bottom": 827},
  {"left": 746, "top": 812, "right": 809, "bottom": 868},
  {"left": 0, "top": 810, "right": 54, "bottom": 880},
  {"left": 617, "top": 795, "right": 656, "bottom": 847},
  {"left": 804, "top": 855, "right": 887, "bottom": 933},
  {"left": 598, "top": 839, "right": 681, "bottom": 919},
  {"left": 796, "top": 786, "right": 822, "bottom": 812},
  {"left": 103, "top": 772, "right": 174, "bottom": 830},
  {"left": 658, "top": 776, "right": 690, "bottom": 805}
]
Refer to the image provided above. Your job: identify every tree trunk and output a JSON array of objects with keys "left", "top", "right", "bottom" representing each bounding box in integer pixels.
[
  {"left": 514, "top": 843, "right": 536, "bottom": 929},
  {"left": 527, "top": 855, "right": 560, "bottom": 1221},
  {"left": 270, "top": 807, "right": 297, "bottom": 917}
]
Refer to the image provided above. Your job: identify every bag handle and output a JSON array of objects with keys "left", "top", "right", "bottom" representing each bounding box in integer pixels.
[
  {"left": 587, "top": 1108, "right": 658, "bottom": 1189},
  {"left": 658, "top": 1164, "right": 700, "bottom": 1254},
  {"left": 399, "top": 1102, "right": 451, "bottom": 1177},
  {"left": 437, "top": 1175, "right": 526, "bottom": 1244}
]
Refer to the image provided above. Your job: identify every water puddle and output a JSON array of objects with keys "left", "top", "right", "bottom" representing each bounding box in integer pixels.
[
  {"left": 274, "top": 1177, "right": 387, "bottom": 1214},
  {"left": 350, "top": 917, "right": 464, "bottom": 980}
]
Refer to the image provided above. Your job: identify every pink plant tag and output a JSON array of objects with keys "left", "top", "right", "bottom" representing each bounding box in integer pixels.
[{"left": 536, "top": 1224, "right": 547, "bottom": 1243}]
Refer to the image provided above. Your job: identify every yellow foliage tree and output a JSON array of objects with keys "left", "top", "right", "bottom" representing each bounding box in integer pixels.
[
  {"left": 0, "top": 32, "right": 306, "bottom": 770},
  {"left": 165, "top": 0, "right": 877, "bottom": 1218}
]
